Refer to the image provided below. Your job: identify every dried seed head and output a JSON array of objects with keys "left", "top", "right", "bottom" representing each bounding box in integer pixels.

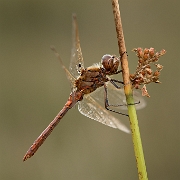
[
  {"left": 145, "top": 68, "right": 152, "bottom": 75},
  {"left": 155, "top": 64, "right": 163, "bottom": 71},
  {"left": 160, "top": 49, "right": 166, "bottom": 56},
  {"left": 129, "top": 74, "right": 135, "bottom": 80},
  {"left": 141, "top": 71, "right": 146, "bottom": 76},
  {"left": 141, "top": 85, "right": 150, "bottom": 97},
  {"left": 153, "top": 70, "right": 160, "bottom": 76},
  {"left": 138, "top": 48, "right": 144, "bottom": 58},
  {"left": 138, "top": 58, "right": 144, "bottom": 64},
  {"left": 149, "top": 48, "right": 155, "bottom": 57},
  {"left": 144, "top": 48, "right": 149, "bottom": 54},
  {"left": 143, "top": 53, "right": 149, "bottom": 60},
  {"left": 152, "top": 76, "right": 160, "bottom": 83},
  {"left": 130, "top": 47, "right": 166, "bottom": 97}
]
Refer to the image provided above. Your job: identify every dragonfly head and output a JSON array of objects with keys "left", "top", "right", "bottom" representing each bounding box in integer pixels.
[{"left": 101, "top": 54, "right": 120, "bottom": 74}]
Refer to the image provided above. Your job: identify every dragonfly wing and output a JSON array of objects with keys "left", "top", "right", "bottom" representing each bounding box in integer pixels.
[
  {"left": 130, "top": 90, "right": 146, "bottom": 110},
  {"left": 69, "top": 14, "right": 84, "bottom": 78},
  {"left": 51, "top": 46, "right": 76, "bottom": 88},
  {"left": 78, "top": 94, "right": 130, "bottom": 133},
  {"left": 92, "top": 82, "right": 146, "bottom": 111}
]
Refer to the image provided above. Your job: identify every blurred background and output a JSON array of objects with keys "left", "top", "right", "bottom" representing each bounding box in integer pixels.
[{"left": 0, "top": 0, "right": 179, "bottom": 179}]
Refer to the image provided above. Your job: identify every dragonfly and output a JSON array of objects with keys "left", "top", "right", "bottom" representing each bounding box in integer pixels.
[{"left": 23, "top": 14, "right": 146, "bottom": 161}]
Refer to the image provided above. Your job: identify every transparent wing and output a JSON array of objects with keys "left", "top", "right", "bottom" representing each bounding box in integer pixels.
[
  {"left": 78, "top": 81, "right": 146, "bottom": 133},
  {"left": 69, "top": 14, "right": 84, "bottom": 78},
  {"left": 119, "top": 89, "right": 146, "bottom": 110},
  {"left": 78, "top": 94, "right": 130, "bottom": 133},
  {"left": 51, "top": 46, "right": 76, "bottom": 89},
  {"left": 92, "top": 82, "right": 146, "bottom": 110}
]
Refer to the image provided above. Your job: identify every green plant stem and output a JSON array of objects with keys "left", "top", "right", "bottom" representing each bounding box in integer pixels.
[
  {"left": 111, "top": 0, "right": 148, "bottom": 179},
  {"left": 126, "top": 87, "right": 148, "bottom": 180}
]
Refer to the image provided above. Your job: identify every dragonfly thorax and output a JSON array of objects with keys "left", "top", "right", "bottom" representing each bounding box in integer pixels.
[
  {"left": 75, "top": 66, "right": 108, "bottom": 95},
  {"left": 101, "top": 54, "right": 120, "bottom": 75}
]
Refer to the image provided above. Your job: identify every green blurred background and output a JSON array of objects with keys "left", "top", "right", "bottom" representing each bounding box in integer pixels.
[{"left": 0, "top": 0, "right": 179, "bottom": 179}]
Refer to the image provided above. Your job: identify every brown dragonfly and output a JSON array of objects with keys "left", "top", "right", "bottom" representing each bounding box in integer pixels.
[{"left": 23, "top": 15, "right": 146, "bottom": 161}]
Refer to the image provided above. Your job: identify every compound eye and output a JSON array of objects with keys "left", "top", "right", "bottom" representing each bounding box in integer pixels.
[
  {"left": 101, "top": 54, "right": 113, "bottom": 61},
  {"left": 101, "top": 54, "right": 114, "bottom": 71}
]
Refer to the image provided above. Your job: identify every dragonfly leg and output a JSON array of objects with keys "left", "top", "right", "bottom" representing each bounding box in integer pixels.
[
  {"left": 110, "top": 78, "right": 124, "bottom": 89},
  {"left": 104, "top": 84, "right": 129, "bottom": 116},
  {"left": 120, "top": 51, "right": 128, "bottom": 57},
  {"left": 113, "top": 69, "right": 122, "bottom": 75},
  {"left": 128, "top": 101, "right": 141, "bottom": 105}
]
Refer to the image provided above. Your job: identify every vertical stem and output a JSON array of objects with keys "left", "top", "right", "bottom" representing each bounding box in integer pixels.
[{"left": 111, "top": 1, "right": 148, "bottom": 180}]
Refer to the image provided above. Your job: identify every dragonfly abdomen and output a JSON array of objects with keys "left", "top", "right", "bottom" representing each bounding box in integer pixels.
[{"left": 23, "top": 92, "right": 83, "bottom": 161}]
